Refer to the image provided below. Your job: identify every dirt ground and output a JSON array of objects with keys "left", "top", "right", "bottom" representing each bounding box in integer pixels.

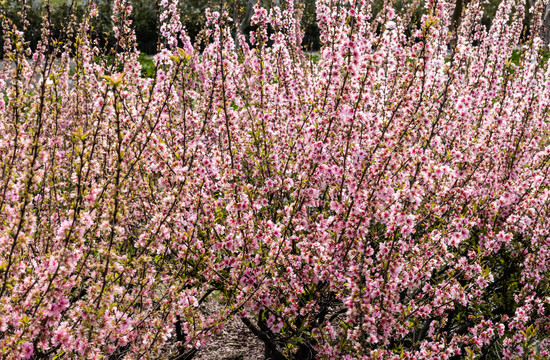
[{"left": 194, "top": 314, "right": 265, "bottom": 360}]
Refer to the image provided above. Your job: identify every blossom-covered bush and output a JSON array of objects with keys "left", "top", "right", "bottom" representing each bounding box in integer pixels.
[{"left": 2, "top": 0, "right": 550, "bottom": 359}]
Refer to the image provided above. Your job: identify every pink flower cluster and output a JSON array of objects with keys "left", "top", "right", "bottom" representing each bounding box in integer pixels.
[{"left": 1, "top": 0, "right": 550, "bottom": 359}]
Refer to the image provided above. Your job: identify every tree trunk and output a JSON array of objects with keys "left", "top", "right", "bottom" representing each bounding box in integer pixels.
[
  {"left": 234, "top": 0, "right": 256, "bottom": 49},
  {"left": 543, "top": 0, "right": 550, "bottom": 47},
  {"left": 239, "top": 0, "right": 256, "bottom": 34}
]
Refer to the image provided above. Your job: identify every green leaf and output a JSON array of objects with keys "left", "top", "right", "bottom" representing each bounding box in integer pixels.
[{"left": 101, "top": 72, "right": 126, "bottom": 87}]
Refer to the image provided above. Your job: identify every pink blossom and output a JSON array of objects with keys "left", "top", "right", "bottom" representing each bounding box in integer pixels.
[{"left": 20, "top": 343, "right": 33, "bottom": 359}]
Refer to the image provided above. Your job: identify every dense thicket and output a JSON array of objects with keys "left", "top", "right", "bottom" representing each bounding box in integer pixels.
[{"left": 2, "top": 0, "right": 550, "bottom": 360}]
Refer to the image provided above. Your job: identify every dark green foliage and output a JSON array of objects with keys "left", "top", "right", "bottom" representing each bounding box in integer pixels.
[
  {"left": 138, "top": 53, "right": 155, "bottom": 78},
  {"left": 131, "top": 0, "right": 158, "bottom": 54},
  {"left": 0, "top": 0, "right": 325, "bottom": 56}
]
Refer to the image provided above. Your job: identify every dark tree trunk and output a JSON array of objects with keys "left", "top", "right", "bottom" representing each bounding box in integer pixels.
[{"left": 543, "top": 0, "right": 550, "bottom": 47}]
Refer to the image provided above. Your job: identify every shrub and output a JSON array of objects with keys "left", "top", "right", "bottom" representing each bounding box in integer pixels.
[{"left": 1, "top": 0, "right": 550, "bottom": 359}]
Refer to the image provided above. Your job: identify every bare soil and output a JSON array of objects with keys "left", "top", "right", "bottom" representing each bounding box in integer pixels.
[{"left": 194, "top": 313, "right": 264, "bottom": 360}]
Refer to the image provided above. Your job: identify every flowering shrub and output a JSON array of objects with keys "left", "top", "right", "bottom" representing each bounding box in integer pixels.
[{"left": 2, "top": 0, "right": 550, "bottom": 359}]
